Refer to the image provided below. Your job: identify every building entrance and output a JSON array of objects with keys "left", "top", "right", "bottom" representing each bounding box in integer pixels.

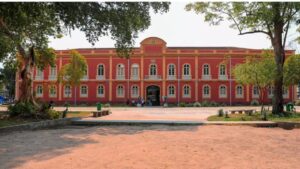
[{"left": 146, "top": 85, "right": 160, "bottom": 106}]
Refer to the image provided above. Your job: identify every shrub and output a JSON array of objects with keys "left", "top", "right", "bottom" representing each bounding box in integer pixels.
[
  {"left": 179, "top": 102, "right": 186, "bottom": 107},
  {"left": 201, "top": 100, "right": 210, "bottom": 107},
  {"left": 8, "top": 102, "right": 38, "bottom": 118},
  {"left": 193, "top": 102, "right": 201, "bottom": 107},
  {"left": 186, "top": 103, "right": 194, "bottom": 107},
  {"left": 46, "top": 109, "right": 60, "bottom": 119},
  {"left": 250, "top": 99, "right": 260, "bottom": 106},
  {"left": 103, "top": 103, "right": 111, "bottom": 108},
  {"left": 210, "top": 101, "right": 219, "bottom": 107},
  {"left": 225, "top": 111, "right": 229, "bottom": 118},
  {"left": 220, "top": 103, "right": 227, "bottom": 107},
  {"left": 218, "top": 109, "right": 224, "bottom": 117}
]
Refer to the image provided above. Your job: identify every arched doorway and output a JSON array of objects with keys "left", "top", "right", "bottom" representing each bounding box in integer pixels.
[{"left": 146, "top": 85, "right": 160, "bottom": 106}]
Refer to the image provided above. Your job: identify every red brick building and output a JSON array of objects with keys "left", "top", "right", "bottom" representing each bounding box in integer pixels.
[{"left": 15, "top": 37, "right": 297, "bottom": 105}]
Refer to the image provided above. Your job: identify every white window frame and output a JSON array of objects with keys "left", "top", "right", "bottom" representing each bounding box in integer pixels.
[
  {"left": 252, "top": 86, "right": 260, "bottom": 99},
  {"left": 49, "top": 65, "right": 57, "bottom": 80},
  {"left": 131, "top": 85, "right": 139, "bottom": 98},
  {"left": 64, "top": 85, "right": 72, "bottom": 98},
  {"left": 236, "top": 85, "right": 244, "bottom": 98},
  {"left": 268, "top": 86, "right": 274, "bottom": 98},
  {"left": 131, "top": 64, "right": 139, "bottom": 80},
  {"left": 116, "top": 64, "right": 125, "bottom": 79},
  {"left": 203, "top": 85, "right": 211, "bottom": 98},
  {"left": 36, "top": 85, "right": 43, "bottom": 97},
  {"left": 97, "top": 64, "right": 105, "bottom": 80},
  {"left": 168, "top": 85, "right": 175, "bottom": 97},
  {"left": 97, "top": 85, "right": 105, "bottom": 98},
  {"left": 283, "top": 87, "right": 289, "bottom": 99},
  {"left": 149, "top": 64, "right": 157, "bottom": 76},
  {"left": 219, "top": 85, "right": 227, "bottom": 98},
  {"left": 183, "top": 85, "right": 191, "bottom": 98},
  {"left": 80, "top": 85, "right": 88, "bottom": 97},
  {"left": 36, "top": 69, "right": 43, "bottom": 80},
  {"left": 117, "top": 85, "right": 124, "bottom": 98},
  {"left": 49, "top": 85, "right": 57, "bottom": 98}
]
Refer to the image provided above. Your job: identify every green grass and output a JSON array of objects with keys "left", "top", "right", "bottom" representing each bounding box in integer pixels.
[
  {"left": 0, "top": 119, "right": 40, "bottom": 128},
  {"left": 207, "top": 112, "right": 300, "bottom": 122}
]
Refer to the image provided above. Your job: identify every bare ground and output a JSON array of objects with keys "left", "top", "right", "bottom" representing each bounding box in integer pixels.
[{"left": 0, "top": 125, "right": 299, "bottom": 169}]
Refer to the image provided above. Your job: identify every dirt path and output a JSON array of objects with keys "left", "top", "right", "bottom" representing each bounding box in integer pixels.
[{"left": 0, "top": 125, "right": 299, "bottom": 169}]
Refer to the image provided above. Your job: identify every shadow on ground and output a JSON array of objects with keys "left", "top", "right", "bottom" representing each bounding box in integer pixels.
[{"left": 0, "top": 125, "right": 198, "bottom": 169}]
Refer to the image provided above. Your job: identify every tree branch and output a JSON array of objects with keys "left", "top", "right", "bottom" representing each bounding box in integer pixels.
[{"left": 239, "top": 30, "right": 270, "bottom": 35}]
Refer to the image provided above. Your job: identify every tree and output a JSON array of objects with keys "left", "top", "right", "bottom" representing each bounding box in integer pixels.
[
  {"left": 186, "top": 2, "right": 300, "bottom": 114},
  {"left": 284, "top": 54, "right": 300, "bottom": 86},
  {"left": 233, "top": 54, "right": 276, "bottom": 112},
  {"left": 58, "top": 50, "right": 87, "bottom": 105},
  {"left": 0, "top": 55, "right": 18, "bottom": 99},
  {"left": 0, "top": 2, "right": 170, "bottom": 106}
]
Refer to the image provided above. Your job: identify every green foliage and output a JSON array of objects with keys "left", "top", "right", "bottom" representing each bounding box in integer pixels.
[
  {"left": 201, "top": 100, "right": 210, "bottom": 107},
  {"left": 193, "top": 102, "right": 201, "bottom": 107},
  {"left": 218, "top": 109, "right": 224, "bottom": 117},
  {"left": 58, "top": 50, "right": 87, "bottom": 86},
  {"left": 46, "top": 109, "right": 60, "bottom": 119},
  {"left": 0, "top": 55, "right": 18, "bottom": 97},
  {"left": 185, "top": 2, "right": 300, "bottom": 114},
  {"left": 8, "top": 102, "right": 38, "bottom": 118},
  {"left": 179, "top": 102, "right": 186, "bottom": 107},
  {"left": 284, "top": 54, "right": 300, "bottom": 86},
  {"left": 250, "top": 99, "right": 260, "bottom": 106}
]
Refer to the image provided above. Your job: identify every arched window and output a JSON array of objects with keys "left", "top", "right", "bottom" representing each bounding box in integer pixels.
[
  {"left": 131, "top": 85, "right": 139, "bottom": 98},
  {"left": 253, "top": 86, "right": 259, "bottom": 98},
  {"left": 81, "top": 67, "right": 88, "bottom": 80},
  {"left": 49, "top": 65, "right": 57, "bottom": 80},
  {"left": 203, "top": 85, "right": 210, "bottom": 98},
  {"left": 168, "top": 64, "right": 175, "bottom": 76},
  {"left": 236, "top": 85, "right": 244, "bottom": 98},
  {"left": 49, "top": 85, "right": 57, "bottom": 98},
  {"left": 183, "top": 64, "right": 190, "bottom": 76},
  {"left": 64, "top": 85, "right": 71, "bottom": 98},
  {"left": 36, "top": 69, "right": 43, "bottom": 80},
  {"left": 150, "top": 64, "right": 157, "bottom": 75},
  {"left": 97, "top": 64, "right": 104, "bottom": 76},
  {"left": 131, "top": 64, "right": 139, "bottom": 79},
  {"left": 168, "top": 85, "right": 175, "bottom": 97},
  {"left": 219, "top": 85, "right": 227, "bottom": 98},
  {"left": 183, "top": 85, "right": 190, "bottom": 97},
  {"left": 80, "top": 85, "right": 88, "bottom": 97},
  {"left": 117, "top": 64, "right": 125, "bottom": 79},
  {"left": 117, "top": 85, "right": 124, "bottom": 97},
  {"left": 268, "top": 86, "right": 274, "bottom": 98},
  {"left": 283, "top": 87, "right": 289, "bottom": 99},
  {"left": 97, "top": 85, "right": 104, "bottom": 97},
  {"left": 219, "top": 64, "right": 226, "bottom": 75},
  {"left": 203, "top": 64, "right": 210, "bottom": 75},
  {"left": 36, "top": 85, "right": 43, "bottom": 97}
]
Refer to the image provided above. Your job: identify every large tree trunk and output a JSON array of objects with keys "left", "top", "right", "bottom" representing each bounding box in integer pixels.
[
  {"left": 17, "top": 46, "right": 38, "bottom": 106},
  {"left": 271, "top": 15, "right": 285, "bottom": 114}
]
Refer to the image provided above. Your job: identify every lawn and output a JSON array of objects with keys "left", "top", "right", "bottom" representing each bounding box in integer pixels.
[{"left": 207, "top": 112, "right": 300, "bottom": 122}]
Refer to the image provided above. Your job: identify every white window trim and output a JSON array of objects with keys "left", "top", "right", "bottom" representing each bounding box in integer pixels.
[
  {"left": 131, "top": 85, "right": 139, "bottom": 98},
  {"left": 80, "top": 85, "right": 88, "bottom": 98},
  {"left": 116, "top": 64, "right": 125, "bottom": 80},
  {"left": 236, "top": 85, "right": 244, "bottom": 98},
  {"left": 149, "top": 64, "right": 157, "bottom": 76},
  {"left": 168, "top": 64, "right": 176, "bottom": 76},
  {"left": 252, "top": 86, "right": 260, "bottom": 99},
  {"left": 49, "top": 86, "right": 57, "bottom": 98},
  {"left": 131, "top": 64, "right": 139, "bottom": 80},
  {"left": 203, "top": 64, "right": 210, "bottom": 76},
  {"left": 36, "top": 85, "right": 43, "bottom": 98},
  {"left": 283, "top": 88, "right": 289, "bottom": 99},
  {"left": 97, "top": 85, "right": 105, "bottom": 98},
  {"left": 219, "top": 85, "right": 227, "bottom": 98},
  {"left": 116, "top": 85, "right": 125, "bottom": 98},
  {"left": 168, "top": 85, "right": 176, "bottom": 98},
  {"left": 203, "top": 85, "right": 211, "bottom": 98},
  {"left": 182, "top": 85, "right": 191, "bottom": 98},
  {"left": 49, "top": 65, "right": 57, "bottom": 81},
  {"left": 64, "top": 85, "right": 72, "bottom": 98},
  {"left": 97, "top": 64, "right": 105, "bottom": 80}
]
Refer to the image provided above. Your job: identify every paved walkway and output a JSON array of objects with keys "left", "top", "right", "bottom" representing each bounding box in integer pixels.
[{"left": 59, "top": 106, "right": 265, "bottom": 121}]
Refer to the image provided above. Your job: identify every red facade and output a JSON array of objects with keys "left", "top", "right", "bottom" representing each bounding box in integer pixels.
[{"left": 16, "top": 37, "right": 296, "bottom": 105}]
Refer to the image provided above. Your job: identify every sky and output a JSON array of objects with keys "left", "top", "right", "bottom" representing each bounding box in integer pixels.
[{"left": 49, "top": 2, "right": 300, "bottom": 52}]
